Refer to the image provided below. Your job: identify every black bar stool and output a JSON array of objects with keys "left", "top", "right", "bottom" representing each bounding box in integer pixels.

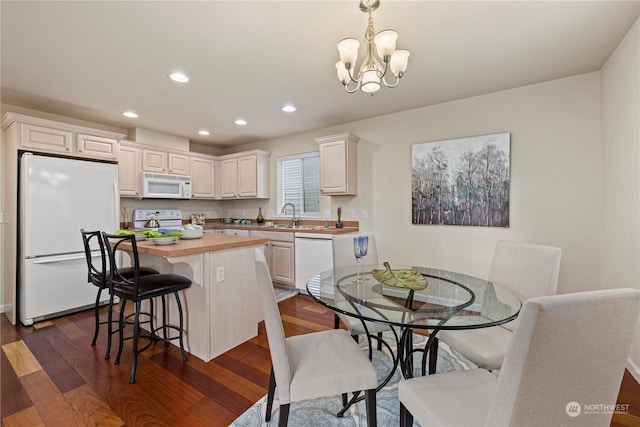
[
  {"left": 102, "top": 232, "right": 192, "bottom": 384},
  {"left": 80, "top": 229, "right": 159, "bottom": 359}
]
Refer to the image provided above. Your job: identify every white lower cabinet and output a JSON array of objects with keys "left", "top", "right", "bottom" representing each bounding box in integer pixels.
[
  {"left": 251, "top": 231, "right": 295, "bottom": 287},
  {"left": 225, "top": 229, "right": 250, "bottom": 237}
]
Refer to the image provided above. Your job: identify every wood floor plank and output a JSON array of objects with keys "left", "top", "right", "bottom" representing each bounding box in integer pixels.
[
  {"left": 64, "top": 384, "right": 125, "bottom": 427},
  {"left": 1, "top": 406, "right": 45, "bottom": 427},
  {"left": 189, "top": 396, "right": 240, "bottom": 427},
  {"left": 281, "top": 314, "right": 327, "bottom": 332},
  {"left": 2, "top": 340, "right": 42, "bottom": 377},
  {"left": 20, "top": 369, "right": 86, "bottom": 426},
  {"left": 149, "top": 350, "right": 255, "bottom": 416},
  {"left": 52, "top": 315, "right": 90, "bottom": 341},
  {"left": 22, "top": 327, "right": 86, "bottom": 393},
  {"left": 0, "top": 348, "right": 33, "bottom": 418},
  {"left": 32, "top": 320, "right": 54, "bottom": 330}
]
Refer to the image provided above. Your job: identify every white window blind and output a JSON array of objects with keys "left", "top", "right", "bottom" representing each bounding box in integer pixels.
[{"left": 278, "top": 152, "right": 320, "bottom": 215}]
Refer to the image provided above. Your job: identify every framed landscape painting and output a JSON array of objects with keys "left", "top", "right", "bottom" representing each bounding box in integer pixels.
[{"left": 412, "top": 133, "right": 510, "bottom": 227}]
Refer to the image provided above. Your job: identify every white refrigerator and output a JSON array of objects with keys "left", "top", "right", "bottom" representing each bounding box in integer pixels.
[{"left": 19, "top": 153, "right": 119, "bottom": 326}]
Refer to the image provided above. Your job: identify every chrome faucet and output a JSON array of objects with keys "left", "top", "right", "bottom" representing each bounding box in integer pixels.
[{"left": 281, "top": 203, "right": 298, "bottom": 226}]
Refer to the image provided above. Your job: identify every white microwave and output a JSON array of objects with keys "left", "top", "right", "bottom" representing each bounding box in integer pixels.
[{"left": 140, "top": 172, "right": 192, "bottom": 199}]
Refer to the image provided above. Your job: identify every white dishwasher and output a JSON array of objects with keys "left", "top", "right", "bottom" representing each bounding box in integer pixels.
[{"left": 294, "top": 232, "right": 336, "bottom": 293}]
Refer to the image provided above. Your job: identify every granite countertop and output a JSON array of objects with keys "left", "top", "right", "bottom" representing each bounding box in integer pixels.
[{"left": 126, "top": 234, "right": 268, "bottom": 257}]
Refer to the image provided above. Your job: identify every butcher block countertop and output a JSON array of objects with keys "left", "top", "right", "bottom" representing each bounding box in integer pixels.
[{"left": 127, "top": 234, "right": 268, "bottom": 257}]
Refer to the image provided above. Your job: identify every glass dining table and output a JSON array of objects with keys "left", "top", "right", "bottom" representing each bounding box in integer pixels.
[{"left": 306, "top": 264, "right": 522, "bottom": 381}]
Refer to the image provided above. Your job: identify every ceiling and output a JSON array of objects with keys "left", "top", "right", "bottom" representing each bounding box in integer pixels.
[{"left": 2, "top": 1, "right": 639, "bottom": 148}]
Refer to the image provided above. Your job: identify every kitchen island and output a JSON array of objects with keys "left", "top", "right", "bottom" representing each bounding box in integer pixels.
[{"left": 120, "top": 234, "right": 268, "bottom": 362}]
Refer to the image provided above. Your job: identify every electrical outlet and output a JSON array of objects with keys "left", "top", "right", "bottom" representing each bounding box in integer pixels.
[
  {"left": 241, "top": 209, "right": 246, "bottom": 217},
  {"left": 324, "top": 210, "right": 331, "bottom": 218},
  {"left": 216, "top": 267, "right": 225, "bottom": 282},
  {"left": 269, "top": 210, "right": 275, "bottom": 217},
  {"left": 348, "top": 209, "right": 355, "bottom": 219},
  {"left": 362, "top": 209, "right": 368, "bottom": 219}
]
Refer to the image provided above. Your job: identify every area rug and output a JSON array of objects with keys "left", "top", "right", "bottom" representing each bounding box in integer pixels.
[{"left": 230, "top": 340, "right": 477, "bottom": 427}]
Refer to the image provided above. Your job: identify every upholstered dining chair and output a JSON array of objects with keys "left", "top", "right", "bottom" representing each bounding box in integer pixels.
[
  {"left": 254, "top": 248, "right": 378, "bottom": 427},
  {"left": 437, "top": 240, "right": 561, "bottom": 370},
  {"left": 332, "top": 234, "right": 390, "bottom": 348},
  {"left": 80, "top": 229, "right": 158, "bottom": 359},
  {"left": 102, "top": 232, "right": 192, "bottom": 384},
  {"left": 399, "top": 288, "right": 640, "bottom": 427}
]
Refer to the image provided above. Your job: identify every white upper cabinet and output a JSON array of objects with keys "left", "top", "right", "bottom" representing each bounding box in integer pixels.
[
  {"left": 220, "top": 150, "right": 270, "bottom": 199},
  {"left": 191, "top": 156, "right": 216, "bottom": 199},
  {"left": 118, "top": 142, "right": 141, "bottom": 197},
  {"left": 168, "top": 152, "right": 191, "bottom": 175},
  {"left": 20, "top": 123, "right": 73, "bottom": 154},
  {"left": 141, "top": 148, "right": 168, "bottom": 173},
  {"left": 2, "top": 113, "right": 123, "bottom": 162},
  {"left": 316, "top": 133, "right": 359, "bottom": 195},
  {"left": 76, "top": 133, "right": 118, "bottom": 160}
]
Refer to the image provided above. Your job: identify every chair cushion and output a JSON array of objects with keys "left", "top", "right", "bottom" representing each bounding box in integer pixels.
[
  {"left": 398, "top": 369, "right": 497, "bottom": 427},
  {"left": 437, "top": 325, "right": 512, "bottom": 370},
  {"left": 285, "top": 328, "right": 378, "bottom": 402},
  {"left": 90, "top": 267, "right": 159, "bottom": 288},
  {"left": 113, "top": 273, "right": 191, "bottom": 300}
]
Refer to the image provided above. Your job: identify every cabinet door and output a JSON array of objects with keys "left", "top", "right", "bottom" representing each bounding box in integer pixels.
[
  {"left": 141, "top": 149, "right": 168, "bottom": 173},
  {"left": 220, "top": 158, "right": 238, "bottom": 198},
  {"left": 118, "top": 145, "right": 141, "bottom": 197},
  {"left": 317, "top": 133, "right": 358, "bottom": 195},
  {"left": 237, "top": 155, "right": 258, "bottom": 197},
  {"left": 270, "top": 241, "right": 295, "bottom": 285},
  {"left": 168, "top": 153, "right": 191, "bottom": 175},
  {"left": 20, "top": 123, "right": 72, "bottom": 154},
  {"left": 319, "top": 140, "right": 348, "bottom": 193},
  {"left": 191, "top": 157, "right": 215, "bottom": 198},
  {"left": 76, "top": 133, "right": 117, "bottom": 160}
]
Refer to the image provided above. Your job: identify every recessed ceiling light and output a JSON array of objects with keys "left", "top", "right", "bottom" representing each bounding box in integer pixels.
[
  {"left": 198, "top": 130, "right": 210, "bottom": 136},
  {"left": 235, "top": 119, "right": 247, "bottom": 126},
  {"left": 281, "top": 104, "right": 296, "bottom": 113},
  {"left": 168, "top": 72, "right": 189, "bottom": 83},
  {"left": 122, "top": 111, "right": 138, "bottom": 118}
]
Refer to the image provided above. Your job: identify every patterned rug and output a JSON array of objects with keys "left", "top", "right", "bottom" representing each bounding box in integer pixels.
[{"left": 230, "top": 340, "right": 476, "bottom": 426}]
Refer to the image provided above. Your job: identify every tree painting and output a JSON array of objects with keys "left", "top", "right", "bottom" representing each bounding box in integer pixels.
[{"left": 412, "top": 133, "right": 510, "bottom": 227}]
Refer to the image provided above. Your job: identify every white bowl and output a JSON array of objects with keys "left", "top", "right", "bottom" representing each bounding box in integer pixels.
[{"left": 179, "top": 228, "right": 203, "bottom": 239}]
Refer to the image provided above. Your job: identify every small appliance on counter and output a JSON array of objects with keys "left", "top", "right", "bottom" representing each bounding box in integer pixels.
[{"left": 133, "top": 208, "right": 183, "bottom": 230}]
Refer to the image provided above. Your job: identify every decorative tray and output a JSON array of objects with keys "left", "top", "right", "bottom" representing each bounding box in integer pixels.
[{"left": 371, "top": 262, "right": 428, "bottom": 290}]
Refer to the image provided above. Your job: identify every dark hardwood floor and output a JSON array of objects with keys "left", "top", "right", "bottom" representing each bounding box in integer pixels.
[{"left": 1, "top": 294, "right": 639, "bottom": 426}]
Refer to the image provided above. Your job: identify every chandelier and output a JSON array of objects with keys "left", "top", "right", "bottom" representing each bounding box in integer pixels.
[{"left": 335, "top": 0, "right": 410, "bottom": 94}]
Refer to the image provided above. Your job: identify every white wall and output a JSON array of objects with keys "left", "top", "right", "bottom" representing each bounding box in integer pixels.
[
  {"left": 601, "top": 17, "right": 640, "bottom": 380},
  {"left": 242, "top": 72, "right": 604, "bottom": 294}
]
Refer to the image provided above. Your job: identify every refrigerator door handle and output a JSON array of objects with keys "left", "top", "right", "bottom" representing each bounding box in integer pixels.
[
  {"left": 32, "top": 252, "right": 99, "bottom": 264},
  {"left": 113, "top": 180, "right": 120, "bottom": 228}
]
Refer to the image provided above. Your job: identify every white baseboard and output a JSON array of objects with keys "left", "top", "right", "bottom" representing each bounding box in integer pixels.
[
  {"left": 627, "top": 358, "right": 640, "bottom": 384},
  {"left": 0, "top": 303, "right": 9, "bottom": 313}
]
